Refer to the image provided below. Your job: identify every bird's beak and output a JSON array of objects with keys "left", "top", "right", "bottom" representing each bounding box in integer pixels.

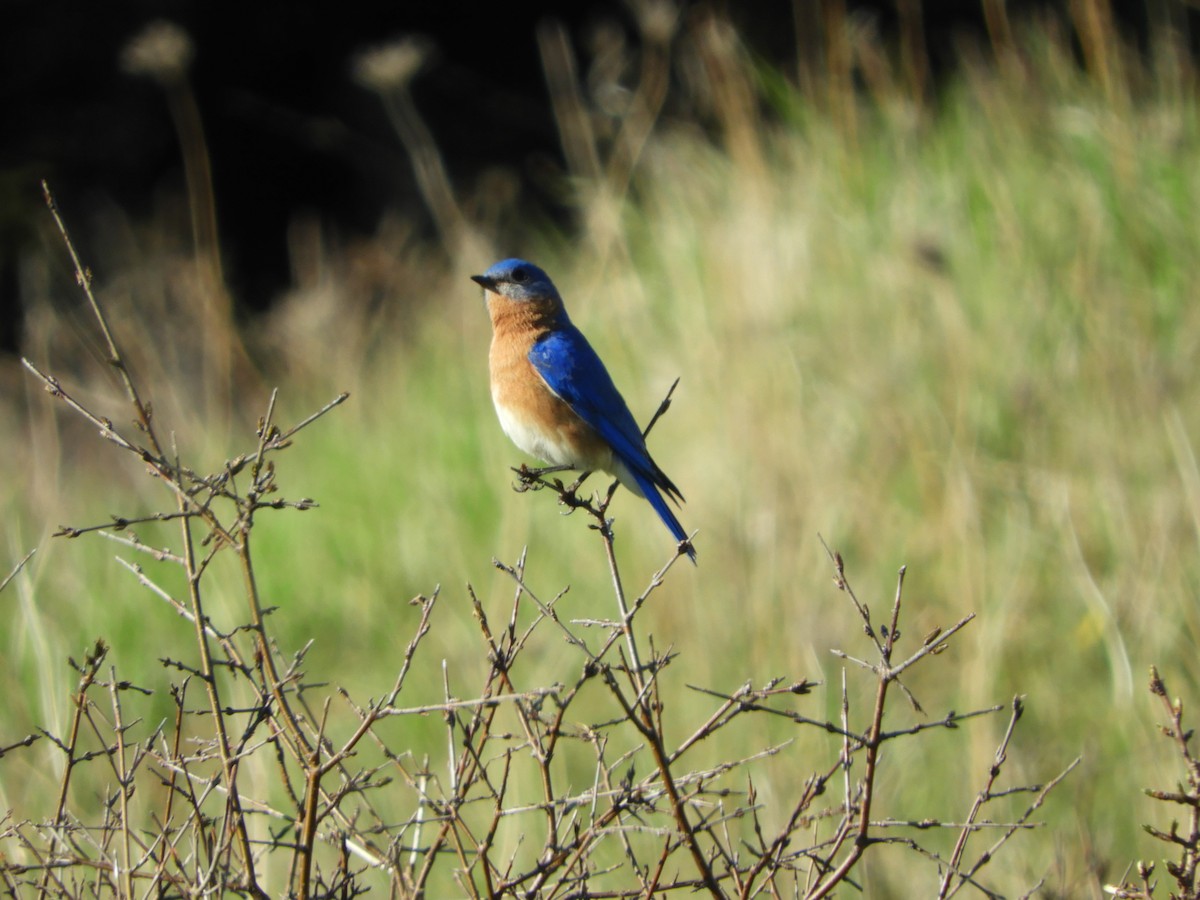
[{"left": 471, "top": 274, "right": 497, "bottom": 291}]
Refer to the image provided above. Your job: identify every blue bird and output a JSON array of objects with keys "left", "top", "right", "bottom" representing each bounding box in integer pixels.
[{"left": 472, "top": 259, "right": 695, "bottom": 563}]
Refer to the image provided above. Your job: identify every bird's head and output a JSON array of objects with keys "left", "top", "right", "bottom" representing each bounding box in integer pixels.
[{"left": 471, "top": 259, "right": 560, "bottom": 303}]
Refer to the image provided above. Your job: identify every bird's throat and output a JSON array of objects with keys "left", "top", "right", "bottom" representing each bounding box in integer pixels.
[{"left": 486, "top": 293, "right": 563, "bottom": 339}]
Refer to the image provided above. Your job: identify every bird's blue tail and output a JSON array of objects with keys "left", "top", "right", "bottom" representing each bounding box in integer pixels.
[{"left": 628, "top": 468, "right": 697, "bottom": 564}]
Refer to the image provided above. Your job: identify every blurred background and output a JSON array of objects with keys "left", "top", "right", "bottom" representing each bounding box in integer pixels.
[
  {"left": 3, "top": 0, "right": 1184, "bottom": 352},
  {"left": 4, "top": 0, "right": 1200, "bottom": 895}
]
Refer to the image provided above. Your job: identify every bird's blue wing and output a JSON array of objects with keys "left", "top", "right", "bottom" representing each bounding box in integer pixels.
[
  {"left": 529, "top": 327, "right": 694, "bottom": 560},
  {"left": 528, "top": 327, "right": 651, "bottom": 472}
]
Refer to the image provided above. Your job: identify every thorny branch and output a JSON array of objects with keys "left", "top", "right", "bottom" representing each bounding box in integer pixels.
[{"left": 3, "top": 187, "right": 1071, "bottom": 899}]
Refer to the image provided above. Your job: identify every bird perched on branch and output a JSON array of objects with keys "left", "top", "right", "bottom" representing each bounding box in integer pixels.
[{"left": 472, "top": 258, "right": 695, "bottom": 563}]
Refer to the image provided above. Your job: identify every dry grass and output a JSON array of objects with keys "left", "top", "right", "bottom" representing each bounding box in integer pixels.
[{"left": 5, "top": 1, "right": 1200, "bottom": 896}]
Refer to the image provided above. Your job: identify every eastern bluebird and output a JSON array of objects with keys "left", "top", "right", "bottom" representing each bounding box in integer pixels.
[{"left": 472, "top": 258, "right": 695, "bottom": 563}]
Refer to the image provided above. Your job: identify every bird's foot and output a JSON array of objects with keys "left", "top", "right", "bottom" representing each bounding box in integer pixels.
[
  {"left": 511, "top": 463, "right": 571, "bottom": 493},
  {"left": 511, "top": 464, "right": 541, "bottom": 493}
]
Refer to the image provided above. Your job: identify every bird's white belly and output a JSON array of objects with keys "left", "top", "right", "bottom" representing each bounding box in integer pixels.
[
  {"left": 493, "top": 397, "right": 614, "bottom": 473},
  {"left": 494, "top": 400, "right": 569, "bottom": 465}
]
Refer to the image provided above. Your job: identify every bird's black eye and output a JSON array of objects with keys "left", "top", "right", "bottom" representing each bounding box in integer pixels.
[{"left": 511, "top": 267, "right": 529, "bottom": 284}]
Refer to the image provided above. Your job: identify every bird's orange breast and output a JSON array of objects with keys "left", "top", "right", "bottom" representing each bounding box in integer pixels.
[{"left": 486, "top": 292, "right": 612, "bottom": 470}]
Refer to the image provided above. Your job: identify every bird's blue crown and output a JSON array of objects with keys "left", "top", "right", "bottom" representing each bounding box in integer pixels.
[{"left": 475, "top": 258, "right": 560, "bottom": 302}]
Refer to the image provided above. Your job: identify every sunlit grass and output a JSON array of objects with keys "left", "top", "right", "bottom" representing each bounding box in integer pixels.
[{"left": 6, "top": 16, "right": 1200, "bottom": 895}]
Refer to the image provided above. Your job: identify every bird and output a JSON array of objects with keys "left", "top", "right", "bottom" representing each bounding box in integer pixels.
[{"left": 472, "top": 258, "right": 695, "bottom": 563}]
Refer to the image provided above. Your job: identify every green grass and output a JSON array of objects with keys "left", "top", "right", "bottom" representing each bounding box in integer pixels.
[{"left": 6, "top": 15, "right": 1200, "bottom": 896}]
